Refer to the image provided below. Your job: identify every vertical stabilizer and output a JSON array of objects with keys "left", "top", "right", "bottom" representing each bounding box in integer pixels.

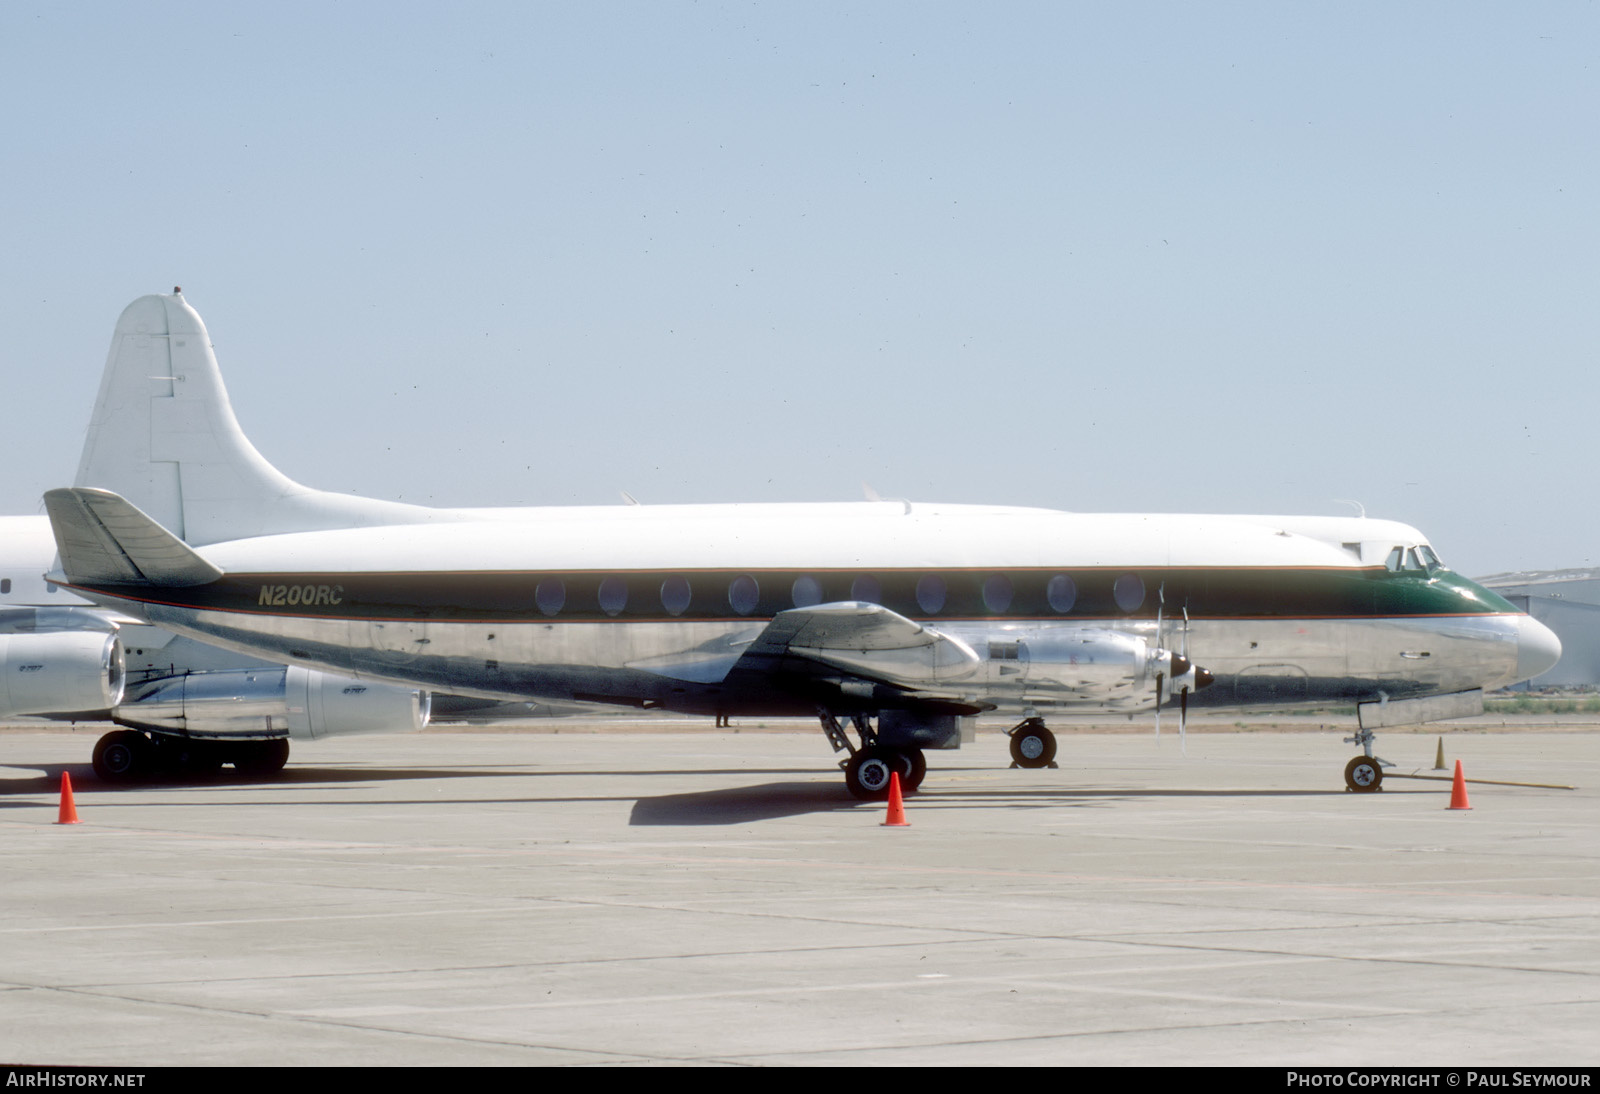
[{"left": 74, "top": 292, "right": 445, "bottom": 546}]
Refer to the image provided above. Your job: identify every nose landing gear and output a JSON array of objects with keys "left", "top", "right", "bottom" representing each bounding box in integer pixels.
[{"left": 1342, "top": 726, "right": 1388, "bottom": 792}]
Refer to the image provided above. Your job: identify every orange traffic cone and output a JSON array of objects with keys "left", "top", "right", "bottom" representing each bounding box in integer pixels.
[
  {"left": 56, "top": 772, "right": 81, "bottom": 825},
  {"left": 1447, "top": 759, "right": 1472, "bottom": 811},
  {"left": 882, "top": 772, "right": 909, "bottom": 827}
]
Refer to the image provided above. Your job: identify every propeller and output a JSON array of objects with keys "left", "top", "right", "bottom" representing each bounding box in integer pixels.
[
  {"left": 1179, "top": 606, "right": 1189, "bottom": 755},
  {"left": 1153, "top": 584, "right": 1164, "bottom": 742},
  {"left": 1154, "top": 593, "right": 1216, "bottom": 754}
]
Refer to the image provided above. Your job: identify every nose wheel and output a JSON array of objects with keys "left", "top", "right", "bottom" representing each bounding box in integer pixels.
[{"left": 1344, "top": 755, "right": 1384, "bottom": 792}]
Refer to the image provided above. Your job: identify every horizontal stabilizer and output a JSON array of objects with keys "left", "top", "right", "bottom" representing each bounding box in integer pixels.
[{"left": 43, "top": 488, "right": 222, "bottom": 588}]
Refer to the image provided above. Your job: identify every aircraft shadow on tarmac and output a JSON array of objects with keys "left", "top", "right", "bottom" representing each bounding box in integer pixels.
[{"left": 627, "top": 779, "right": 1356, "bottom": 825}]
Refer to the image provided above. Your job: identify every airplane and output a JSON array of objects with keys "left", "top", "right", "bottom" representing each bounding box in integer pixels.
[{"left": 38, "top": 291, "right": 1562, "bottom": 798}]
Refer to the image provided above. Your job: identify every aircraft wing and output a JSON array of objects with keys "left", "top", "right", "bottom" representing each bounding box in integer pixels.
[{"left": 727, "top": 601, "right": 981, "bottom": 690}]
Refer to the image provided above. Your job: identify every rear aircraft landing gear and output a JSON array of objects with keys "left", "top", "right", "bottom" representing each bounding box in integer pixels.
[
  {"left": 92, "top": 730, "right": 152, "bottom": 781},
  {"left": 89, "top": 731, "right": 290, "bottom": 782},
  {"left": 1007, "top": 717, "right": 1057, "bottom": 769},
  {"left": 231, "top": 739, "right": 290, "bottom": 778}
]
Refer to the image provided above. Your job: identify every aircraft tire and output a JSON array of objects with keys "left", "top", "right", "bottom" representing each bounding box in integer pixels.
[
  {"left": 894, "top": 747, "right": 928, "bottom": 793},
  {"left": 233, "top": 739, "right": 291, "bottom": 777},
  {"left": 1010, "top": 723, "right": 1057, "bottom": 768},
  {"left": 92, "top": 730, "right": 150, "bottom": 781},
  {"left": 1343, "top": 755, "right": 1383, "bottom": 793},
  {"left": 845, "top": 747, "right": 898, "bottom": 801}
]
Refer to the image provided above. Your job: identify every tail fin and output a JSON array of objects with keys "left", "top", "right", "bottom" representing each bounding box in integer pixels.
[{"left": 74, "top": 291, "right": 444, "bottom": 546}]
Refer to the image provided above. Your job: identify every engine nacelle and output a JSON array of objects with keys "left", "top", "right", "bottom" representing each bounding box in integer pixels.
[
  {"left": 285, "top": 665, "right": 430, "bottom": 740},
  {"left": 115, "top": 666, "right": 429, "bottom": 739},
  {"left": 0, "top": 631, "right": 125, "bottom": 716}
]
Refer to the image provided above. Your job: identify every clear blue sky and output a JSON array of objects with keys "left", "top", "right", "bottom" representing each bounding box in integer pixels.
[{"left": 2, "top": 2, "right": 1594, "bottom": 576}]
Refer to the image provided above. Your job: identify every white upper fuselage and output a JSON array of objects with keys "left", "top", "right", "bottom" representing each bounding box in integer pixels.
[{"left": 192, "top": 502, "right": 1414, "bottom": 575}]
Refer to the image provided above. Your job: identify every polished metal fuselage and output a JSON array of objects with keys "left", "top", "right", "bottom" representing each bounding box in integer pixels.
[{"left": 65, "top": 505, "right": 1553, "bottom": 722}]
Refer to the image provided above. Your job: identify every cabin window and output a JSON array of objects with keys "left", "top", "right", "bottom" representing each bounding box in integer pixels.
[
  {"left": 0, "top": 579, "right": 9, "bottom": 594},
  {"left": 851, "top": 575, "right": 881, "bottom": 604},
  {"left": 916, "top": 575, "right": 946, "bottom": 614},
  {"left": 46, "top": 582, "right": 57, "bottom": 594},
  {"left": 598, "top": 576, "right": 628, "bottom": 616},
  {"left": 535, "top": 578, "right": 565, "bottom": 616},
  {"left": 728, "top": 575, "right": 759, "bottom": 616},
  {"left": 660, "top": 576, "right": 692, "bottom": 616},
  {"left": 1047, "top": 574, "right": 1077, "bottom": 613},
  {"left": 1113, "top": 574, "right": 1145, "bottom": 613},
  {"left": 982, "top": 575, "right": 1013, "bottom": 613},
  {"left": 791, "top": 576, "right": 822, "bottom": 608}
]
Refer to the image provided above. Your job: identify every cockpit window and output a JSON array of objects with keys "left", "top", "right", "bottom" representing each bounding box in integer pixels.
[{"left": 1386, "top": 544, "right": 1442, "bottom": 574}]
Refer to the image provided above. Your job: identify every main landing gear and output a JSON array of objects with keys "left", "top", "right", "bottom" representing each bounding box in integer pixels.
[
  {"left": 90, "top": 730, "right": 291, "bottom": 782},
  {"left": 1007, "top": 717, "right": 1058, "bottom": 769},
  {"left": 1341, "top": 725, "right": 1387, "bottom": 793},
  {"left": 819, "top": 712, "right": 927, "bottom": 801}
]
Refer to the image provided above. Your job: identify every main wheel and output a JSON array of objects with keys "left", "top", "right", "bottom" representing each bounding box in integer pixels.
[
  {"left": 1009, "top": 722, "right": 1057, "bottom": 768},
  {"left": 894, "top": 747, "right": 928, "bottom": 793},
  {"left": 92, "top": 731, "right": 150, "bottom": 781},
  {"left": 845, "top": 747, "right": 899, "bottom": 801},
  {"left": 1344, "top": 755, "right": 1383, "bottom": 793},
  {"left": 232, "top": 739, "right": 291, "bottom": 777}
]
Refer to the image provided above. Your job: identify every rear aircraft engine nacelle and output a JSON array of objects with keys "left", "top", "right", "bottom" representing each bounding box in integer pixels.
[
  {"left": 285, "top": 665, "right": 430, "bottom": 741},
  {"left": 0, "top": 631, "right": 126, "bottom": 716},
  {"left": 114, "top": 666, "right": 429, "bottom": 739}
]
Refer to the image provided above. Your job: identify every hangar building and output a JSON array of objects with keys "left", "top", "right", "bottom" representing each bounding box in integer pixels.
[{"left": 1478, "top": 568, "right": 1600, "bottom": 688}]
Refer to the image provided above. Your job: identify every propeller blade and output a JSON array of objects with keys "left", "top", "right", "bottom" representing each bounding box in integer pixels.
[
  {"left": 1180, "top": 686, "right": 1190, "bottom": 756},
  {"left": 1154, "top": 671, "right": 1164, "bottom": 741}
]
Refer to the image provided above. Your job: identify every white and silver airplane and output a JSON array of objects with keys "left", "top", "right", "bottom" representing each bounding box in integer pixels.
[{"left": 39, "top": 292, "right": 1562, "bottom": 797}]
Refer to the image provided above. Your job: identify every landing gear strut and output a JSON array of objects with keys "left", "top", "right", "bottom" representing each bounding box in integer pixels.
[
  {"left": 1007, "top": 717, "right": 1057, "bottom": 769},
  {"left": 819, "top": 712, "right": 926, "bottom": 800}
]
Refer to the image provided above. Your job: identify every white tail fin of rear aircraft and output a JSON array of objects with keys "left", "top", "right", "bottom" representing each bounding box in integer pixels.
[{"left": 74, "top": 290, "right": 445, "bottom": 546}]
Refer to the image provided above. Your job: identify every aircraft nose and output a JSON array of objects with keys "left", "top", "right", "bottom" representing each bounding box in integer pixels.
[{"left": 1515, "top": 615, "right": 1562, "bottom": 683}]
